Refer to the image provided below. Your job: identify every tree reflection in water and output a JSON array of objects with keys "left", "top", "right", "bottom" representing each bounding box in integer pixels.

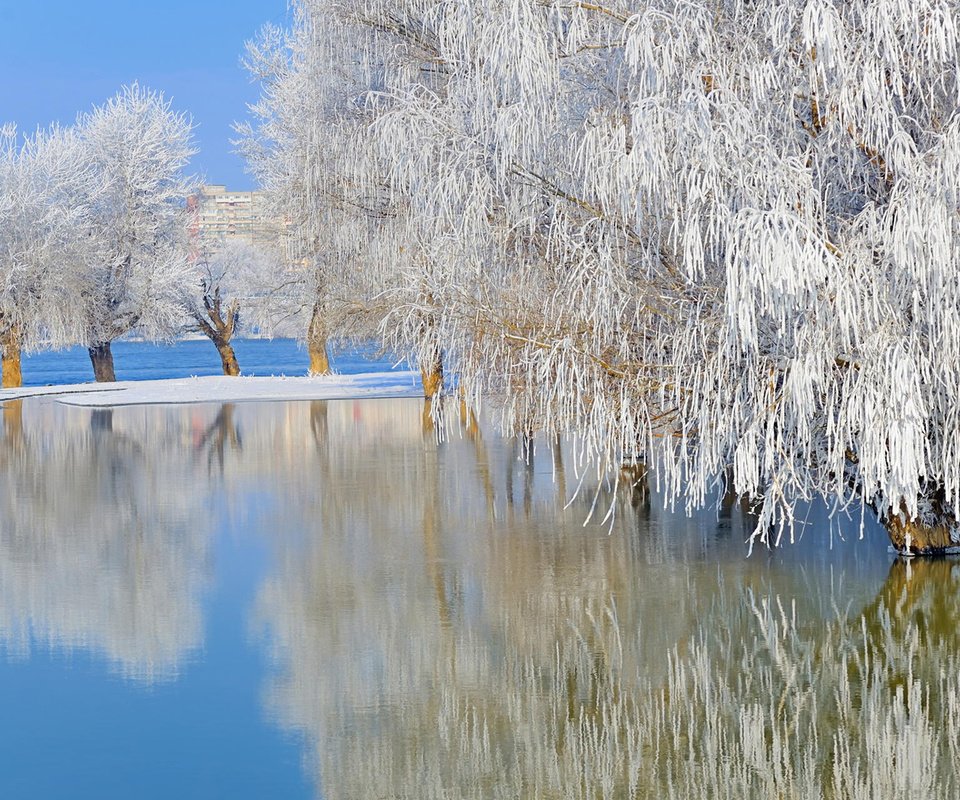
[
  {"left": 251, "top": 399, "right": 954, "bottom": 799},
  {"left": 0, "top": 399, "right": 213, "bottom": 681},
  {"left": 0, "top": 397, "right": 952, "bottom": 796}
]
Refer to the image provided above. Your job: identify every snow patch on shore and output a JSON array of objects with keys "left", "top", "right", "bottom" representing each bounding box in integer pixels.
[{"left": 0, "top": 372, "right": 423, "bottom": 407}]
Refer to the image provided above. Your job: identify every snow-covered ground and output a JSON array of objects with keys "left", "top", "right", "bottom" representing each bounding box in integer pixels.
[{"left": 0, "top": 372, "right": 424, "bottom": 407}]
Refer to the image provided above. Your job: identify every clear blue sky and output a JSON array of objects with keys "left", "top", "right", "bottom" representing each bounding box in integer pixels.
[{"left": 0, "top": 0, "right": 290, "bottom": 190}]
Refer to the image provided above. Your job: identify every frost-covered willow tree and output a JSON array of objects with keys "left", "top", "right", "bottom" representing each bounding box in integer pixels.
[
  {"left": 239, "top": 17, "right": 337, "bottom": 375},
  {"left": 239, "top": 3, "right": 424, "bottom": 380},
  {"left": 0, "top": 125, "right": 94, "bottom": 387},
  {"left": 75, "top": 84, "right": 197, "bottom": 382},
  {"left": 249, "top": 0, "right": 705, "bottom": 473},
  {"left": 603, "top": 0, "right": 960, "bottom": 554},
  {"left": 258, "top": 0, "right": 960, "bottom": 553}
]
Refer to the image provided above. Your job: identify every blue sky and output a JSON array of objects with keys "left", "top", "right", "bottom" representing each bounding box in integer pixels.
[{"left": 0, "top": 1, "right": 290, "bottom": 189}]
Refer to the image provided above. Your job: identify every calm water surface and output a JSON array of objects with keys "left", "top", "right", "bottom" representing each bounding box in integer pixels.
[
  {"left": 0, "top": 397, "right": 955, "bottom": 798},
  {"left": 20, "top": 338, "right": 396, "bottom": 386}
]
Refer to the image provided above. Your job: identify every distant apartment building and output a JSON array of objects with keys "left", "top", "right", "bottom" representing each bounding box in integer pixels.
[{"left": 188, "top": 184, "right": 282, "bottom": 254}]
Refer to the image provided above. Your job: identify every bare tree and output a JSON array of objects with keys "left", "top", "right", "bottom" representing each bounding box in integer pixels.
[{"left": 182, "top": 239, "right": 282, "bottom": 376}]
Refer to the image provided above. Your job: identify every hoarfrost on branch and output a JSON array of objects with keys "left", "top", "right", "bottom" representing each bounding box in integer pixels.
[{"left": 244, "top": 0, "right": 960, "bottom": 544}]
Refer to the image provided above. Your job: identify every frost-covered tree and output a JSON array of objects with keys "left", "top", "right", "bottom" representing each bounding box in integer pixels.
[
  {"left": 0, "top": 125, "right": 94, "bottom": 386},
  {"left": 184, "top": 239, "right": 282, "bottom": 376},
  {"left": 252, "top": 0, "right": 960, "bottom": 553},
  {"left": 596, "top": 0, "right": 960, "bottom": 554},
  {"left": 74, "top": 84, "right": 197, "bottom": 382},
  {"left": 239, "top": 4, "right": 420, "bottom": 380},
  {"left": 186, "top": 247, "right": 243, "bottom": 377},
  {"left": 239, "top": 19, "right": 336, "bottom": 375}
]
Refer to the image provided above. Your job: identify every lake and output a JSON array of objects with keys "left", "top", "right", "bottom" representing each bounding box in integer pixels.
[
  {"left": 20, "top": 338, "right": 396, "bottom": 386},
  {"left": 0, "top": 395, "right": 956, "bottom": 799}
]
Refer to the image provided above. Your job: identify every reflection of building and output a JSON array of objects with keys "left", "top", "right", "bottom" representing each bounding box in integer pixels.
[{"left": 188, "top": 184, "right": 281, "bottom": 251}]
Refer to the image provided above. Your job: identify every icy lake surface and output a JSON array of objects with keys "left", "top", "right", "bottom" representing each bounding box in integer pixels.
[{"left": 1, "top": 396, "right": 957, "bottom": 798}]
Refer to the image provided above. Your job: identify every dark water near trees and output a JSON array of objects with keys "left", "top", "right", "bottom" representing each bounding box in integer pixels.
[
  {"left": 0, "top": 397, "right": 955, "bottom": 798},
  {"left": 20, "top": 338, "right": 396, "bottom": 386}
]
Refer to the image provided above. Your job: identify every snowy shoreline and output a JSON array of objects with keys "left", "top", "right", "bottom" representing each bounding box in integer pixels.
[{"left": 0, "top": 372, "right": 424, "bottom": 408}]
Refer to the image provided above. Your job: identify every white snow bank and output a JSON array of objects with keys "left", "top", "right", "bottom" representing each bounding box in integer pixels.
[{"left": 0, "top": 372, "right": 424, "bottom": 407}]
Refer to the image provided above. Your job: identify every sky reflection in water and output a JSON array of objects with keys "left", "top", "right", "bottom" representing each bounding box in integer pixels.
[{"left": 0, "top": 397, "right": 951, "bottom": 798}]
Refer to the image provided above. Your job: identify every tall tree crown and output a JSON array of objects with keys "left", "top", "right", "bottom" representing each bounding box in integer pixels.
[
  {"left": 76, "top": 83, "right": 198, "bottom": 345},
  {"left": 247, "top": 0, "right": 960, "bottom": 543}
]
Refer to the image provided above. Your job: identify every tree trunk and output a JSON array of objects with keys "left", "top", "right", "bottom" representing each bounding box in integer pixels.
[
  {"left": 88, "top": 342, "right": 116, "bottom": 383},
  {"left": 884, "top": 515, "right": 959, "bottom": 555},
  {"left": 309, "top": 339, "right": 330, "bottom": 375},
  {"left": 421, "top": 352, "right": 443, "bottom": 399},
  {"left": 422, "top": 398, "right": 438, "bottom": 435},
  {"left": 216, "top": 340, "right": 240, "bottom": 376},
  {"left": 193, "top": 295, "right": 241, "bottom": 377},
  {"left": 1, "top": 326, "right": 22, "bottom": 388},
  {"left": 307, "top": 301, "right": 331, "bottom": 375}
]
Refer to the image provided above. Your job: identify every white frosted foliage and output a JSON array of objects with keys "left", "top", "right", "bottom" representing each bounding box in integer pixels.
[
  {"left": 0, "top": 125, "right": 95, "bottom": 351},
  {"left": 75, "top": 84, "right": 198, "bottom": 347},
  {"left": 0, "top": 84, "right": 198, "bottom": 369},
  {"left": 247, "top": 0, "right": 960, "bottom": 542}
]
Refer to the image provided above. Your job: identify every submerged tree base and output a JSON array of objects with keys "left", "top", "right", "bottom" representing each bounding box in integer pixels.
[
  {"left": 420, "top": 354, "right": 443, "bottom": 400},
  {"left": 885, "top": 515, "right": 960, "bottom": 556}
]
